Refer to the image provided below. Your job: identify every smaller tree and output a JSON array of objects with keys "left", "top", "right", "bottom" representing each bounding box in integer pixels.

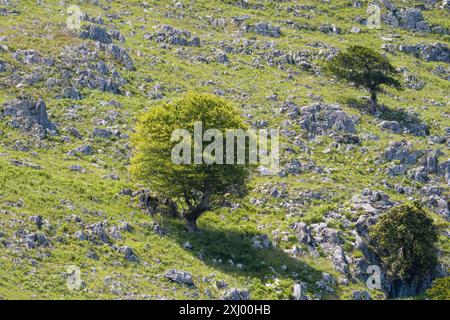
[
  {"left": 327, "top": 45, "right": 401, "bottom": 113},
  {"left": 426, "top": 277, "right": 450, "bottom": 300},
  {"left": 131, "top": 93, "right": 253, "bottom": 232},
  {"left": 369, "top": 202, "right": 439, "bottom": 281}
]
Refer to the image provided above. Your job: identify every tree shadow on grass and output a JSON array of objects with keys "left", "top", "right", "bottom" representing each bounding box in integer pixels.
[
  {"left": 161, "top": 218, "right": 323, "bottom": 283},
  {"left": 345, "top": 97, "right": 426, "bottom": 133}
]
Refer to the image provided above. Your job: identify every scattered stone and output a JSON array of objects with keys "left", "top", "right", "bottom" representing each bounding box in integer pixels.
[
  {"left": 183, "top": 241, "right": 193, "bottom": 250},
  {"left": 223, "top": 288, "right": 250, "bottom": 300},
  {"left": 352, "top": 290, "right": 372, "bottom": 300},
  {"left": 164, "top": 269, "right": 194, "bottom": 286},
  {"left": 319, "top": 24, "right": 341, "bottom": 34},
  {"left": 69, "top": 164, "right": 85, "bottom": 173},
  {"left": 117, "top": 246, "right": 139, "bottom": 262},
  {"left": 68, "top": 145, "right": 93, "bottom": 156},
  {"left": 74, "top": 230, "right": 88, "bottom": 241},
  {"left": 251, "top": 22, "right": 282, "bottom": 38},
  {"left": 251, "top": 234, "right": 271, "bottom": 249},
  {"left": 379, "top": 120, "right": 401, "bottom": 134},
  {"left": 148, "top": 25, "right": 201, "bottom": 47},
  {"left": 292, "top": 283, "right": 306, "bottom": 300},
  {"left": 12, "top": 49, "right": 54, "bottom": 66}
]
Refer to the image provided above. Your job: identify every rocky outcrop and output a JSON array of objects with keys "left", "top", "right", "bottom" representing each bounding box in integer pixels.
[
  {"left": 1, "top": 99, "right": 57, "bottom": 138},
  {"left": 381, "top": 140, "right": 422, "bottom": 165},
  {"left": 102, "top": 43, "right": 135, "bottom": 70},
  {"left": 399, "top": 42, "right": 450, "bottom": 63},
  {"left": 383, "top": 7, "right": 430, "bottom": 32},
  {"left": 292, "top": 221, "right": 350, "bottom": 275},
  {"left": 59, "top": 44, "right": 128, "bottom": 95},
  {"left": 294, "top": 103, "right": 357, "bottom": 136},
  {"left": 79, "top": 24, "right": 112, "bottom": 43}
]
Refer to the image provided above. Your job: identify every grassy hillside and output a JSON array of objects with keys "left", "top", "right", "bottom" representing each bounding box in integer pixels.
[{"left": 0, "top": 0, "right": 449, "bottom": 300}]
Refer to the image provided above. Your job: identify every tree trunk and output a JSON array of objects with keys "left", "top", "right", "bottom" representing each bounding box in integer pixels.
[
  {"left": 369, "top": 90, "right": 378, "bottom": 114},
  {"left": 183, "top": 189, "right": 211, "bottom": 233},
  {"left": 185, "top": 216, "right": 199, "bottom": 233}
]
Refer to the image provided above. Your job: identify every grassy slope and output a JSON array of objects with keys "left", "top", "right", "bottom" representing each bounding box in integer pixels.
[{"left": 0, "top": 0, "right": 449, "bottom": 299}]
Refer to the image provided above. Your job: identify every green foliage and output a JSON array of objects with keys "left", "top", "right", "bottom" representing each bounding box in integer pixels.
[
  {"left": 426, "top": 277, "right": 450, "bottom": 300},
  {"left": 131, "top": 92, "right": 253, "bottom": 229},
  {"left": 369, "top": 203, "right": 439, "bottom": 281},
  {"left": 327, "top": 45, "right": 401, "bottom": 100}
]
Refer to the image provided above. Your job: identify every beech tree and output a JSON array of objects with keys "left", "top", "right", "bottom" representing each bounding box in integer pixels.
[
  {"left": 131, "top": 93, "right": 253, "bottom": 232},
  {"left": 327, "top": 45, "right": 401, "bottom": 113}
]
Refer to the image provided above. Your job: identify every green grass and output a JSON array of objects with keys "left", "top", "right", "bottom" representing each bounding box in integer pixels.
[{"left": 0, "top": 0, "right": 449, "bottom": 299}]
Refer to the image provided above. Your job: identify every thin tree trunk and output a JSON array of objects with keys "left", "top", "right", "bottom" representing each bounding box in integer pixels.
[{"left": 369, "top": 90, "right": 378, "bottom": 114}]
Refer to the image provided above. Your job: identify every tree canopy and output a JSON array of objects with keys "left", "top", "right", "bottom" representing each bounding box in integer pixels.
[
  {"left": 369, "top": 202, "right": 438, "bottom": 281},
  {"left": 131, "top": 92, "right": 253, "bottom": 231},
  {"left": 327, "top": 45, "right": 401, "bottom": 111}
]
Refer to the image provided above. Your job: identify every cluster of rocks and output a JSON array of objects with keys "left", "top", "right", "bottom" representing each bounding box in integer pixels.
[
  {"left": 9, "top": 159, "right": 42, "bottom": 170},
  {"left": 146, "top": 25, "right": 201, "bottom": 47},
  {"left": 251, "top": 234, "right": 272, "bottom": 249},
  {"left": 291, "top": 103, "right": 357, "bottom": 137},
  {"left": 378, "top": 118, "right": 429, "bottom": 137},
  {"left": 164, "top": 269, "right": 194, "bottom": 286},
  {"left": 319, "top": 24, "right": 341, "bottom": 35},
  {"left": 223, "top": 288, "right": 250, "bottom": 300},
  {"left": 433, "top": 65, "right": 450, "bottom": 80},
  {"left": 218, "top": 38, "right": 266, "bottom": 56},
  {"left": 79, "top": 24, "right": 113, "bottom": 44},
  {"left": 12, "top": 49, "right": 54, "bottom": 66},
  {"left": 381, "top": 140, "right": 450, "bottom": 185},
  {"left": 92, "top": 127, "right": 122, "bottom": 139},
  {"left": 242, "top": 22, "right": 282, "bottom": 38},
  {"left": 74, "top": 219, "right": 138, "bottom": 262},
  {"left": 256, "top": 49, "right": 314, "bottom": 71},
  {"left": 351, "top": 189, "right": 395, "bottom": 215},
  {"left": 56, "top": 44, "right": 130, "bottom": 96},
  {"left": 422, "top": 186, "right": 450, "bottom": 220},
  {"left": 14, "top": 230, "right": 50, "bottom": 249},
  {"left": 100, "top": 43, "right": 135, "bottom": 71},
  {"left": 133, "top": 189, "right": 178, "bottom": 218},
  {"left": 292, "top": 221, "right": 350, "bottom": 275},
  {"left": 402, "top": 70, "right": 425, "bottom": 90},
  {"left": 1, "top": 99, "right": 57, "bottom": 139},
  {"left": 68, "top": 144, "right": 93, "bottom": 156},
  {"left": 117, "top": 246, "right": 139, "bottom": 262},
  {"left": 383, "top": 7, "right": 430, "bottom": 33},
  {"left": 444, "top": 0, "right": 450, "bottom": 10},
  {"left": 399, "top": 42, "right": 450, "bottom": 63}
]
